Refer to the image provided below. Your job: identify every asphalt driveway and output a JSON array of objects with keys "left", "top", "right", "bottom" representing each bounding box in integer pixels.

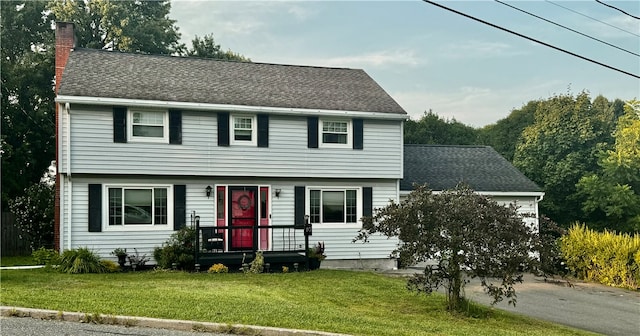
[{"left": 463, "top": 274, "right": 640, "bottom": 336}]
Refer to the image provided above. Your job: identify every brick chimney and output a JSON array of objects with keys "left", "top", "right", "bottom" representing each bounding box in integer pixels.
[
  {"left": 55, "top": 22, "right": 75, "bottom": 93},
  {"left": 54, "top": 22, "right": 74, "bottom": 251}
]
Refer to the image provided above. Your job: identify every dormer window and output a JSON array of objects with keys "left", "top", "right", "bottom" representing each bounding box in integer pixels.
[
  {"left": 320, "top": 119, "right": 351, "bottom": 148},
  {"left": 231, "top": 115, "right": 257, "bottom": 146},
  {"left": 128, "top": 109, "right": 168, "bottom": 143}
]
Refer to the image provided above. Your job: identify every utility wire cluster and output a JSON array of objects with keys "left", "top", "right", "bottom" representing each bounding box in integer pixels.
[{"left": 422, "top": 0, "right": 640, "bottom": 79}]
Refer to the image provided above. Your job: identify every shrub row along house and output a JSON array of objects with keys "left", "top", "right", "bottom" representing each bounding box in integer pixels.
[{"left": 54, "top": 22, "right": 543, "bottom": 269}]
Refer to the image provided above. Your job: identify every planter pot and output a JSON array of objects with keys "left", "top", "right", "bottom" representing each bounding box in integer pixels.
[
  {"left": 309, "top": 258, "right": 322, "bottom": 270},
  {"left": 117, "top": 255, "right": 127, "bottom": 268}
]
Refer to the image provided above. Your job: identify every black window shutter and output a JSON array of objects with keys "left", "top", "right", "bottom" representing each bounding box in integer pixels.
[
  {"left": 88, "top": 184, "right": 102, "bottom": 232},
  {"left": 169, "top": 109, "right": 182, "bottom": 144},
  {"left": 113, "top": 107, "right": 127, "bottom": 143},
  {"left": 353, "top": 119, "right": 363, "bottom": 150},
  {"left": 294, "top": 186, "right": 305, "bottom": 228},
  {"left": 174, "top": 185, "right": 186, "bottom": 231},
  {"left": 307, "top": 117, "right": 318, "bottom": 148},
  {"left": 218, "top": 112, "right": 229, "bottom": 146},
  {"left": 257, "top": 114, "right": 269, "bottom": 147},
  {"left": 363, "top": 187, "right": 373, "bottom": 217}
]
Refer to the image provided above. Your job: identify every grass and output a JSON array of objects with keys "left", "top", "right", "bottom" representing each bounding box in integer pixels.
[
  {"left": 0, "top": 255, "right": 37, "bottom": 267},
  {"left": 0, "top": 268, "right": 593, "bottom": 336}
]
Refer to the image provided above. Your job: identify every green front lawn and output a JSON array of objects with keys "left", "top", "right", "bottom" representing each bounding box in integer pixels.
[{"left": 0, "top": 269, "right": 592, "bottom": 336}]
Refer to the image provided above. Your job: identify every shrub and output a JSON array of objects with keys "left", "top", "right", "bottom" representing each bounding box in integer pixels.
[
  {"left": 560, "top": 224, "right": 640, "bottom": 289},
  {"left": 8, "top": 181, "right": 55, "bottom": 250},
  {"left": 32, "top": 247, "right": 60, "bottom": 266},
  {"left": 208, "top": 263, "right": 228, "bottom": 273},
  {"left": 57, "top": 247, "right": 106, "bottom": 274},
  {"left": 100, "top": 260, "right": 120, "bottom": 273},
  {"left": 153, "top": 227, "right": 195, "bottom": 270},
  {"left": 248, "top": 251, "right": 264, "bottom": 273}
]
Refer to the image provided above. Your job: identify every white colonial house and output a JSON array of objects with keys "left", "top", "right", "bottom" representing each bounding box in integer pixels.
[{"left": 54, "top": 22, "right": 406, "bottom": 269}]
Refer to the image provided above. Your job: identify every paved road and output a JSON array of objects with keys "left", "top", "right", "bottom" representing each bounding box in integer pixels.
[
  {"left": 464, "top": 274, "right": 640, "bottom": 336},
  {"left": 0, "top": 317, "right": 233, "bottom": 336}
]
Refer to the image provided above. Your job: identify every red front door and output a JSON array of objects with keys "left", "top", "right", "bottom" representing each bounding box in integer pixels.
[{"left": 229, "top": 187, "right": 258, "bottom": 250}]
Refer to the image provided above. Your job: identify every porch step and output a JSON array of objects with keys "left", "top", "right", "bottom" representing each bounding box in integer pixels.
[{"left": 196, "top": 251, "right": 308, "bottom": 270}]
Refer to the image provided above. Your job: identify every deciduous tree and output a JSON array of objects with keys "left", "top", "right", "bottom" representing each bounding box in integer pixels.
[
  {"left": 49, "top": 0, "right": 184, "bottom": 54},
  {"left": 513, "top": 92, "right": 617, "bottom": 225},
  {"left": 404, "top": 110, "right": 478, "bottom": 145},
  {"left": 478, "top": 100, "right": 537, "bottom": 161},
  {"left": 357, "top": 184, "right": 541, "bottom": 311},
  {"left": 1, "top": 0, "right": 56, "bottom": 208},
  {"left": 186, "top": 34, "right": 250, "bottom": 61},
  {"left": 577, "top": 100, "right": 640, "bottom": 232}
]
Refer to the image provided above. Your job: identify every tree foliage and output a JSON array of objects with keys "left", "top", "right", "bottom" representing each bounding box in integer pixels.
[
  {"left": 357, "top": 184, "right": 541, "bottom": 311},
  {"left": 8, "top": 171, "right": 55, "bottom": 251},
  {"left": 478, "top": 100, "right": 537, "bottom": 161},
  {"left": 577, "top": 100, "right": 640, "bottom": 232},
  {"left": 49, "top": 0, "right": 184, "bottom": 54},
  {"left": 513, "top": 92, "right": 618, "bottom": 226},
  {"left": 404, "top": 110, "right": 478, "bottom": 145},
  {"left": 1, "top": 1, "right": 56, "bottom": 209},
  {"left": 187, "top": 34, "right": 250, "bottom": 61}
]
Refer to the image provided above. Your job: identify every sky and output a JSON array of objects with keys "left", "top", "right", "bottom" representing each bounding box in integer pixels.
[{"left": 169, "top": 0, "right": 640, "bottom": 127}]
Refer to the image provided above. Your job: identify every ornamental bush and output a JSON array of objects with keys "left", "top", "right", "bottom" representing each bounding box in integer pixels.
[
  {"left": 560, "top": 224, "right": 640, "bottom": 289},
  {"left": 208, "top": 263, "right": 229, "bottom": 273},
  {"left": 153, "top": 227, "right": 196, "bottom": 270}
]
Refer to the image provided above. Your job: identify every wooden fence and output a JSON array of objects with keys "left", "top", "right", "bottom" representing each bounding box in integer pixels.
[{"left": 1, "top": 212, "right": 31, "bottom": 256}]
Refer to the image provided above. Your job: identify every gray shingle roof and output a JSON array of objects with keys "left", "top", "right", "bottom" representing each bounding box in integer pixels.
[
  {"left": 58, "top": 48, "right": 406, "bottom": 114},
  {"left": 401, "top": 145, "right": 542, "bottom": 192}
]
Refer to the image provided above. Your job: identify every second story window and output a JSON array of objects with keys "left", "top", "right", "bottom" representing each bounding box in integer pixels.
[
  {"left": 320, "top": 120, "right": 351, "bottom": 148},
  {"left": 128, "top": 109, "right": 168, "bottom": 143},
  {"left": 231, "top": 115, "right": 256, "bottom": 145}
]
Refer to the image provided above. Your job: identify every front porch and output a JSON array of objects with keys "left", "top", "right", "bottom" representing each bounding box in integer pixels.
[{"left": 193, "top": 218, "right": 312, "bottom": 271}]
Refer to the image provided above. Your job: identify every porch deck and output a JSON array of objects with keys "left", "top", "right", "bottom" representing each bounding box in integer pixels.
[{"left": 193, "top": 218, "right": 311, "bottom": 271}]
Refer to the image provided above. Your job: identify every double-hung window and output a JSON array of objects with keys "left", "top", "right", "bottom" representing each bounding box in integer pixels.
[
  {"left": 231, "top": 115, "right": 256, "bottom": 145},
  {"left": 107, "top": 186, "right": 171, "bottom": 228},
  {"left": 320, "top": 120, "right": 351, "bottom": 148},
  {"left": 128, "top": 109, "right": 168, "bottom": 142},
  {"left": 308, "top": 187, "right": 360, "bottom": 225}
]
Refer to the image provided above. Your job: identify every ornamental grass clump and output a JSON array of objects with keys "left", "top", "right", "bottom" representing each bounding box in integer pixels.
[{"left": 57, "top": 247, "right": 106, "bottom": 274}]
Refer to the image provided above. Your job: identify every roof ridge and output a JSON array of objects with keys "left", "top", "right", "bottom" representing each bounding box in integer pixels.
[{"left": 71, "top": 47, "right": 362, "bottom": 71}]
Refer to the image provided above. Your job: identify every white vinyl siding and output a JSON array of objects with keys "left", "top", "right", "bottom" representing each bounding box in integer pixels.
[
  {"left": 62, "top": 177, "right": 398, "bottom": 262},
  {"left": 62, "top": 106, "right": 402, "bottom": 178}
]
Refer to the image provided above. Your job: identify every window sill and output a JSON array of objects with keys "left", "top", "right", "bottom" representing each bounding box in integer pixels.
[{"left": 103, "top": 225, "right": 174, "bottom": 232}]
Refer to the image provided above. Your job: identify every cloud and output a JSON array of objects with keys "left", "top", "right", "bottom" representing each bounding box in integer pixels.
[
  {"left": 439, "top": 40, "right": 526, "bottom": 59},
  {"left": 391, "top": 80, "right": 566, "bottom": 127},
  {"left": 279, "top": 49, "right": 423, "bottom": 69}
]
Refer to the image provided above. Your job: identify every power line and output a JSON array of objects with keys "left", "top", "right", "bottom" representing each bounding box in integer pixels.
[
  {"left": 495, "top": 0, "right": 639, "bottom": 57},
  {"left": 595, "top": 0, "right": 640, "bottom": 20},
  {"left": 421, "top": 0, "right": 640, "bottom": 79},
  {"left": 545, "top": 0, "right": 640, "bottom": 38}
]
